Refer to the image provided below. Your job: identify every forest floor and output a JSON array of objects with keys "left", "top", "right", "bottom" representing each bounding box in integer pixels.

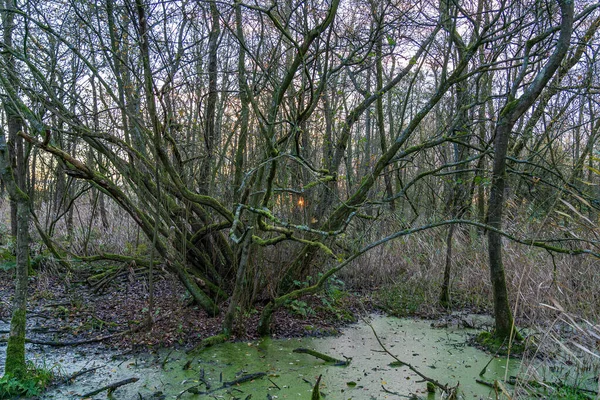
[{"left": 0, "top": 267, "right": 372, "bottom": 351}]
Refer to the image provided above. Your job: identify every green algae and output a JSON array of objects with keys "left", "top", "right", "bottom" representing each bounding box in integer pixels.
[{"left": 36, "top": 316, "right": 530, "bottom": 399}]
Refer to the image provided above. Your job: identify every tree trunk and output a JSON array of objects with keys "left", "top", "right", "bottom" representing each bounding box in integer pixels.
[
  {"left": 1, "top": 0, "right": 30, "bottom": 379},
  {"left": 233, "top": 1, "right": 249, "bottom": 203},
  {"left": 5, "top": 197, "right": 30, "bottom": 378},
  {"left": 223, "top": 234, "right": 251, "bottom": 336},
  {"left": 439, "top": 223, "right": 455, "bottom": 307},
  {"left": 374, "top": 17, "right": 395, "bottom": 211},
  {"left": 487, "top": 121, "right": 516, "bottom": 338},
  {"left": 486, "top": 0, "right": 573, "bottom": 339},
  {"left": 199, "top": 0, "right": 220, "bottom": 194}
]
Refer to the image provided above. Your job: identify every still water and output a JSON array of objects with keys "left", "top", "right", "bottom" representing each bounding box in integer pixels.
[{"left": 4, "top": 315, "right": 529, "bottom": 399}]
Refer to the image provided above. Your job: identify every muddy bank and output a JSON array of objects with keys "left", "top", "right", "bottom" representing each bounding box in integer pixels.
[{"left": 0, "top": 267, "right": 362, "bottom": 352}]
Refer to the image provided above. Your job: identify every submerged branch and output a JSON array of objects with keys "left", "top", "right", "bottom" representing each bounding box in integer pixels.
[
  {"left": 80, "top": 377, "right": 139, "bottom": 397},
  {"left": 181, "top": 372, "right": 267, "bottom": 396},
  {"left": 293, "top": 348, "right": 350, "bottom": 366},
  {"left": 366, "top": 320, "right": 456, "bottom": 396}
]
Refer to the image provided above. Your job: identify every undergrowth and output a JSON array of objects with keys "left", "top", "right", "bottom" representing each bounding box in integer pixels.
[
  {"left": 372, "top": 277, "right": 429, "bottom": 317},
  {"left": 339, "top": 215, "right": 600, "bottom": 326},
  {"left": 0, "top": 362, "right": 55, "bottom": 399}
]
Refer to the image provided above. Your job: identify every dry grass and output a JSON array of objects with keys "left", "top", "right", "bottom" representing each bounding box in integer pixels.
[
  {"left": 1, "top": 193, "right": 143, "bottom": 260},
  {"left": 2, "top": 192, "right": 599, "bottom": 329},
  {"left": 336, "top": 212, "right": 600, "bottom": 326},
  {"left": 514, "top": 308, "right": 600, "bottom": 398}
]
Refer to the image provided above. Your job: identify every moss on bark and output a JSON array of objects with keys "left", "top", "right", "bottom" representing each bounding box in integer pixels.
[{"left": 4, "top": 308, "right": 26, "bottom": 378}]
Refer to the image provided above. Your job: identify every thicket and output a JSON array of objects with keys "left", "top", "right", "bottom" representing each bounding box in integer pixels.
[{"left": 0, "top": 0, "right": 599, "bottom": 384}]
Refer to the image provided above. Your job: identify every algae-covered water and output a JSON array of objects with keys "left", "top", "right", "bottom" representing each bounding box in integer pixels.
[{"left": 5, "top": 315, "right": 527, "bottom": 399}]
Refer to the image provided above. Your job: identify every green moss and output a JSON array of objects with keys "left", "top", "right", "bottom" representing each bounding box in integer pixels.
[
  {"left": 475, "top": 331, "right": 497, "bottom": 347},
  {"left": 187, "top": 333, "right": 229, "bottom": 355},
  {"left": 500, "top": 99, "right": 520, "bottom": 118},
  {"left": 252, "top": 234, "right": 286, "bottom": 246},
  {"left": 427, "top": 381, "right": 436, "bottom": 393},
  {"left": 474, "top": 331, "right": 528, "bottom": 355},
  {"left": 4, "top": 309, "right": 26, "bottom": 379}
]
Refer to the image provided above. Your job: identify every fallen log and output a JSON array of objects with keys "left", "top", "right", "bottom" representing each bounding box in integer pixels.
[
  {"left": 186, "top": 333, "right": 228, "bottom": 354},
  {"left": 476, "top": 379, "right": 495, "bottom": 389},
  {"left": 223, "top": 372, "right": 266, "bottom": 387},
  {"left": 0, "top": 330, "right": 128, "bottom": 347},
  {"left": 0, "top": 318, "right": 155, "bottom": 347},
  {"left": 80, "top": 377, "right": 139, "bottom": 397},
  {"left": 293, "top": 348, "right": 350, "bottom": 366},
  {"left": 0, "top": 334, "right": 115, "bottom": 346}
]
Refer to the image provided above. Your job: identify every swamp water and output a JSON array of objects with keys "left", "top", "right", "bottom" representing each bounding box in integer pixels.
[{"left": 3, "top": 316, "right": 532, "bottom": 399}]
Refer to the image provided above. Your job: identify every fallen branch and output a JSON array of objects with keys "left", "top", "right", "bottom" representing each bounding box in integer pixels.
[
  {"left": 476, "top": 379, "right": 495, "bottom": 388},
  {"left": 224, "top": 372, "right": 266, "bottom": 387},
  {"left": 0, "top": 320, "right": 151, "bottom": 347},
  {"left": 80, "top": 377, "right": 139, "bottom": 397},
  {"left": 1, "top": 327, "right": 61, "bottom": 335},
  {"left": 367, "top": 320, "right": 457, "bottom": 397},
  {"left": 25, "top": 331, "right": 126, "bottom": 346},
  {"left": 182, "top": 372, "right": 266, "bottom": 396},
  {"left": 177, "top": 383, "right": 205, "bottom": 399},
  {"left": 161, "top": 349, "right": 174, "bottom": 369},
  {"left": 0, "top": 333, "right": 121, "bottom": 346},
  {"left": 175, "top": 368, "right": 211, "bottom": 399},
  {"left": 43, "top": 301, "right": 72, "bottom": 308},
  {"left": 268, "top": 378, "right": 280, "bottom": 389},
  {"left": 293, "top": 348, "right": 350, "bottom": 366},
  {"left": 494, "top": 380, "right": 513, "bottom": 399},
  {"left": 479, "top": 337, "right": 508, "bottom": 376},
  {"left": 381, "top": 385, "right": 410, "bottom": 397},
  {"left": 61, "top": 366, "right": 103, "bottom": 384}
]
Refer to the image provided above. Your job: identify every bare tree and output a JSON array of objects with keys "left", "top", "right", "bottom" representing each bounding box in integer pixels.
[{"left": 486, "top": 0, "right": 574, "bottom": 340}]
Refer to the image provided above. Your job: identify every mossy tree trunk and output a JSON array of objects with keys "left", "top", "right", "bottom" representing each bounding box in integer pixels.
[
  {"left": 1, "top": 0, "right": 31, "bottom": 379},
  {"left": 0, "top": 134, "right": 30, "bottom": 379},
  {"left": 486, "top": 0, "right": 573, "bottom": 340},
  {"left": 4, "top": 201, "right": 30, "bottom": 379}
]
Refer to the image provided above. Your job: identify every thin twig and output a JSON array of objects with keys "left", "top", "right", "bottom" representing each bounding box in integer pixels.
[{"left": 60, "top": 366, "right": 103, "bottom": 385}]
